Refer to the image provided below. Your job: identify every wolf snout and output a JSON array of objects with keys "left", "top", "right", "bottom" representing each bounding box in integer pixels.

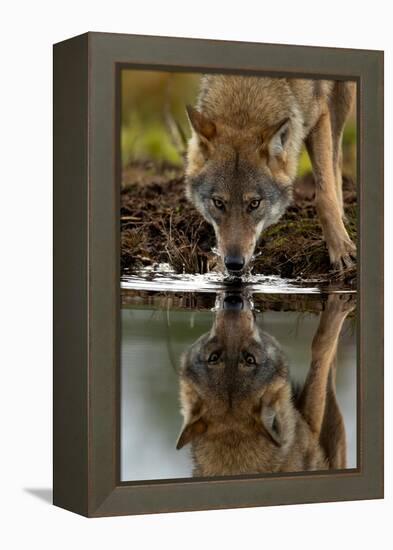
[{"left": 224, "top": 255, "right": 245, "bottom": 273}]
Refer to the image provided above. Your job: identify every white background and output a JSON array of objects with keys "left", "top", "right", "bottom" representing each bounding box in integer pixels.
[{"left": 1, "top": 1, "right": 391, "bottom": 548}]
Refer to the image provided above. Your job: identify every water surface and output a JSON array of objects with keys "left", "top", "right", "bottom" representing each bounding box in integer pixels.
[
  {"left": 122, "top": 263, "right": 355, "bottom": 294},
  {"left": 121, "top": 288, "right": 357, "bottom": 482}
]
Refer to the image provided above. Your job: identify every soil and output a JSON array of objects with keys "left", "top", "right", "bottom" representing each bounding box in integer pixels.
[{"left": 121, "top": 161, "right": 357, "bottom": 286}]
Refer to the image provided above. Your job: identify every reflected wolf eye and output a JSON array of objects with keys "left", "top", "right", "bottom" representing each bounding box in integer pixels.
[
  {"left": 248, "top": 199, "right": 261, "bottom": 211},
  {"left": 208, "top": 351, "right": 221, "bottom": 363},
  {"left": 244, "top": 352, "right": 257, "bottom": 365},
  {"left": 212, "top": 198, "right": 225, "bottom": 210}
]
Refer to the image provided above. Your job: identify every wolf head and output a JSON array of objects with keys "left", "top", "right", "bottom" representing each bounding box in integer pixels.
[
  {"left": 177, "top": 292, "right": 291, "bottom": 451},
  {"left": 185, "top": 105, "right": 299, "bottom": 274}
]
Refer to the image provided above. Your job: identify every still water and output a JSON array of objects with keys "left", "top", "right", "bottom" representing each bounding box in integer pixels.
[{"left": 121, "top": 288, "right": 357, "bottom": 482}]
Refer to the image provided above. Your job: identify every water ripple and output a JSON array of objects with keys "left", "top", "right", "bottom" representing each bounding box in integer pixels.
[{"left": 121, "top": 264, "right": 355, "bottom": 295}]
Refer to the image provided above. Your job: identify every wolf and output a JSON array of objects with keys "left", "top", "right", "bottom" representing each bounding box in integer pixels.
[
  {"left": 185, "top": 75, "right": 356, "bottom": 275},
  {"left": 176, "top": 292, "right": 353, "bottom": 476}
]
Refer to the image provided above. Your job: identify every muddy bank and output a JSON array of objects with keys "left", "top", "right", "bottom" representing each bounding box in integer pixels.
[{"left": 121, "top": 162, "right": 356, "bottom": 285}]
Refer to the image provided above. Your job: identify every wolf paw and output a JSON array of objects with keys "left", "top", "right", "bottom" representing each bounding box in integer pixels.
[
  {"left": 326, "top": 293, "right": 356, "bottom": 316},
  {"left": 329, "top": 239, "right": 357, "bottom": 273}
]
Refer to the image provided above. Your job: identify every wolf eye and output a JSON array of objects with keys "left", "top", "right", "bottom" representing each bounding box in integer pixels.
[
  {"left": 212, "top": 198, "right": 225, "bottom": 210},
  {"left": 208, "top": 351, "right": 221, "bottom": 363},
  {"left": 244, "top": 353, "right": 256, "bottom": 365},
  {"left": 249, "top": 199, "right": 261, "bottom": 211}
]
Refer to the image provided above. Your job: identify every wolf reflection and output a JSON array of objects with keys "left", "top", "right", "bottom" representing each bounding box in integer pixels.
[{"left": 177, "top": 292, "right": 354, "bottom": 477}]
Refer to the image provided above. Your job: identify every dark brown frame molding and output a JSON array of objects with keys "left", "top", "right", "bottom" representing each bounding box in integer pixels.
[{"left": 53, "top": 32, "right": 384, "bottom": 517}]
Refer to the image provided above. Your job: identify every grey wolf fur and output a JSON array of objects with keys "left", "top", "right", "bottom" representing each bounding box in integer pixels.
[{"left": 185, "top": 75, "right": 356, "bottom": 274}]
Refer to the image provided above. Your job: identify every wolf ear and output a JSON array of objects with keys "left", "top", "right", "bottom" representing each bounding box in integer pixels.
[
  {"left": 176, "top": 418, "right": 207, "bottom": 450},
  {"left": 186, "top": 105, "right": 216, "bottom": 141},
  {"left": 265, "top": 118, "right": 290, "bottom": 158},
  {"left": 258, "top": 403, "right": 282, "bottom": 447}
]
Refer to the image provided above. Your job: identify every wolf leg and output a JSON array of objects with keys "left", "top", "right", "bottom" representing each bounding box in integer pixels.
[
  {"left": 306, "top": 112, "right": 356, "bottom": 270},
  {"left": 297, "top": 294, "right": 354, "bottom": 441},
  {"left": 329, "top": 81, "right": 356, "bottom": 218},
  {"left": 319, "top": 363, "right": 347, "bottom": 469}
]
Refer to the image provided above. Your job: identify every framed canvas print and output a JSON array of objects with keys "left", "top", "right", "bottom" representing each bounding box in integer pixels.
[{"left": 53, "top": 32, "right": 384, "bottom": 517}]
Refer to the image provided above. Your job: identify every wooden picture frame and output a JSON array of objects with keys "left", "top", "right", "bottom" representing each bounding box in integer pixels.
[{"left": 53, "top": 32, "right": 384, "bottom": 517}]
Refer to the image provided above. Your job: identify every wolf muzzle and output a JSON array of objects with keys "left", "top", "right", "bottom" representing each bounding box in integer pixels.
[
  {"left": 223, "top": 293, "right": 244, "bottom": 311},
  {"left": 224, "top": 255, "right": 245, "bottom": 273}
]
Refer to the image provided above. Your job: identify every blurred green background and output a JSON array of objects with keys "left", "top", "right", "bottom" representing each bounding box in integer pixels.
[{"left": 121, "top": 70, "right": 356, "bottom": 178}]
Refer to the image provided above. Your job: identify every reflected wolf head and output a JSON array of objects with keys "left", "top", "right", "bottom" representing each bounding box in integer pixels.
[{"left": 176, "top": 293, "right": 295, "bottom": 474}]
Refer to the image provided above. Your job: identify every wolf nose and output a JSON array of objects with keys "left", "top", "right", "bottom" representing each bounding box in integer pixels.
[
  {"left": 224, "top": 256, "right": 245, "bottom": 272},
  {"left": 223, "top": 294, "right": 244, "bottom": 310}
]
